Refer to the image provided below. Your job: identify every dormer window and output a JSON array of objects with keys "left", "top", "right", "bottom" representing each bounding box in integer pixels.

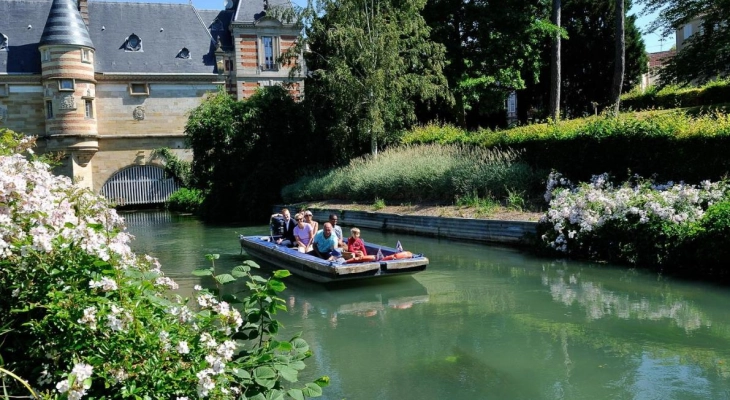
[
  {"left": 123, "top": 33, "right": 143, "bottom": 52},
  {"left": 0, "top": 33, "right": 8, "bottom": 51},
  {"left": 176, "top": 48, "right": 191, "bottom": 59},
  {"left": 42, "top": 49, "right": 51, "bottom": 61},
  {"left": 81, "top": 49, "right": 92, "bottom": 63}
]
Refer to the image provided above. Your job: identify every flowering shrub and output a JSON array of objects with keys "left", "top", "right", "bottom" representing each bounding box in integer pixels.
[
  {"left": 0, "top": 134, "right": 327, "bottom": 398},
  {"left": 539, "top": 171, "right": 730, "bottom": 268}
]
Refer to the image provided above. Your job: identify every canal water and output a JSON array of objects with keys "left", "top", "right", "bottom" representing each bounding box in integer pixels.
[{"left": 124, "top": 211, "right": 730, "bottom": 400}]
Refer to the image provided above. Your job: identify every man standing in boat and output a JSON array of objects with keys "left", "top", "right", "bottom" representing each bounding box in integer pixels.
[
  {"left": 271, "top": 208, "right": 296, "bottom": 247},
  {"left": 308, "top": 222, "right": 340, "bottom": 260}
]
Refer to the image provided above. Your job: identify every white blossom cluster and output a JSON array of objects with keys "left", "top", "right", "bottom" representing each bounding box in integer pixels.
[
  {"left": 56, "top": 363, "right": 93, "bottom": 400},
  {"left": 541, "top": 171, "right": 730, "bottom": 252}
]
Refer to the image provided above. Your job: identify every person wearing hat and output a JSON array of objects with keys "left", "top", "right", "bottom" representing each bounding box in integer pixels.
[{"left": 303, "top": 210, "right": 319, "bottom": 233}]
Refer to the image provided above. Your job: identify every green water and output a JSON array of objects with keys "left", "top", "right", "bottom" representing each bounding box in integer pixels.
[{"left": 124, "top": 211, "right": 730, "bottom": 400}]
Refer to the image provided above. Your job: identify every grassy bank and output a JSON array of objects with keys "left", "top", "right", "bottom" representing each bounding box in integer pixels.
[{"left": 282, "top": 144, "right": 546, "bottom": 210}]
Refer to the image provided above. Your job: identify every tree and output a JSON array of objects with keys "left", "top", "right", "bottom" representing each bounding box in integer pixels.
[
  {"left": 611, "top": 0, "right": 625, "bottom": 114},
  {"left": 293, "top": 0, "right": 449, "bottom": 156},
  {"left": 637, "top": 0, "right": 730, "bottom": 84},
  {"left": 422, "top": 0, "right": 558, "bottom": 128},
  {"left": 520, "top": 0, "right": 647, "bottom": 119},
  {"left": 549, "top": 0, "right": 562, "bottom": 121}
]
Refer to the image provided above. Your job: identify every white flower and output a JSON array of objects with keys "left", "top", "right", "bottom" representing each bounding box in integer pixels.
[
  {"left": 194, "top": 285, "right": 202, "bottom": 291},
  {"left": 78, "top": 306, "right": 97, "bottom": 330},
  {"left": 176, "top": 341, "right": 190, "bottom": 355},
  {"left": 89, "top": 276, "right": 118, "bottom": 291}
]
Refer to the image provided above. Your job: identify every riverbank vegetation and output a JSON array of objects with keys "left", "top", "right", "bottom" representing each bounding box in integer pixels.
[
  {"left": 0, "top": 130, "right": 327, "bottom": 398},
  {"left": 621, "top": 79, "right": 730, "bottom": 112},
  {"left": 539, "top": 172, "right": 730, "bottom": 277},
  {"left": 282, "top": 144, "right": 544, "bottom": 210}
]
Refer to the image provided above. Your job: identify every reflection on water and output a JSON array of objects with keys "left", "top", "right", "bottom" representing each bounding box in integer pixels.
[{"left": 125, "top": 211, "right": 730, "bottom": 400}]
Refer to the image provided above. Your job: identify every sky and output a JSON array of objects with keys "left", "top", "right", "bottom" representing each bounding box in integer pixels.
[{"left": 95, "top": 0, "right": 676, "bottom": 54}]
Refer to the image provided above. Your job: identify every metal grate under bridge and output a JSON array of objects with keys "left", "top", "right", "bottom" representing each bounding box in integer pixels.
[{"left": 100, "top": 165, "right": 179, "bottom": 206}]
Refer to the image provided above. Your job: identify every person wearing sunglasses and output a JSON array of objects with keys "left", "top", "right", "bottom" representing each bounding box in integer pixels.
[
  {"left": 293, "top": 213, "right": 314, "bottom": 253},
  {"left": 303, "top": 210, "right": 319, "bottom": 233}
]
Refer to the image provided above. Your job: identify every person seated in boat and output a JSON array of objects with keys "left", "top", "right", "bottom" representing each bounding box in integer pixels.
[
  {"left": 307, "top": 222, "right": 340, "bottom": 260},
  {"left": 271, "top": 208, "right": 296, "bottom": 247},
  {"left": 303, "top": 210, "right": 318, "bottom": 233},
  {"left": 293, "top": 213, "right": 314, "bottom": 253},
  {"left": 347, "top": 227, "right": 367, "bottom": 258},
  {"left": 328, "top": 214, "right": 346, "bottom": 249}
]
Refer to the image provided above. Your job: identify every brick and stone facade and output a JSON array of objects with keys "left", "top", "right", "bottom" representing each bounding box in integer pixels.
[{"left": 0, "top": 0, "right": 304, "bottom": 195}]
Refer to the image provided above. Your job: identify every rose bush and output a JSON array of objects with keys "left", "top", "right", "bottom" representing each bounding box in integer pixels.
[{"left": 0, "top": 130, "right": 327, "bottom": 399}]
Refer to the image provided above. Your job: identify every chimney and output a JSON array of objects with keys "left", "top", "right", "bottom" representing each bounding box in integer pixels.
[{"left": 78, "top": 0, "right": 89, "bottom": 26}]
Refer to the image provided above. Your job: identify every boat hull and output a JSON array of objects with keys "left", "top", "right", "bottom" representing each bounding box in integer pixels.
[{"left": 239, "top": 236, "right": 428, "bottom": 283}]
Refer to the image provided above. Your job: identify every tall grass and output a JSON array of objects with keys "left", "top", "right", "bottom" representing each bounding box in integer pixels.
[{"left": 281, "top": 144, "right": 545, "bottom": 205}]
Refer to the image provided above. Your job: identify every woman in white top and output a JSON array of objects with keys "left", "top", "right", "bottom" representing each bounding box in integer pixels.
[
  {"left": 293, "top": 213, "right": 314, "bottom": 253},
  {"left": 303, "top": 210, "right": 319, "bottom": 234}
]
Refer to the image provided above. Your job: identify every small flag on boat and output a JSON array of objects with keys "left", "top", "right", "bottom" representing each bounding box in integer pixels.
[
  {"left": 376, "top": 248, "right": 384, "bottom": 261},
  {"left": 396, "top": 241, "right": 403, "bottom": 253}
]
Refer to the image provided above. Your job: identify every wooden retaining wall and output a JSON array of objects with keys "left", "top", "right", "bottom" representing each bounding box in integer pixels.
[{"left": 277, "top": 206, "right": 539, "bottom": 245}]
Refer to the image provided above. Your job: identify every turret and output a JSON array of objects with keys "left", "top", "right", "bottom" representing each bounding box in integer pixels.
[{"left": 39, "top": 0, "right": 97, "bottom": 188}]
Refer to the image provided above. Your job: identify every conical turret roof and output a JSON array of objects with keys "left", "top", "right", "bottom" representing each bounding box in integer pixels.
[{"left": 40, "top": 0, "right": 94, "bottom": 49}]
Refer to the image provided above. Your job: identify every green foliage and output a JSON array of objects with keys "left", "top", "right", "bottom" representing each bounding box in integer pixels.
[
  {"left": 152, "top": 147, "right": 193, "bottom": 187},
  {"left": 636, "top": 0, "right": 730, "bottom": 84},
  {"left": 455, "top": 191, "right": 499, "bottom": 215},
  {"left": 167, "top": 187, "right": 204, "bottom": 213},
  {"left": 282, "top": 144, "right": 544, "bottom": 206},
  {"left": 292, "top": 0, "right": 449, "bottom": 155},
  {"left": 520, "top": 0, "right": 648, "bottom": 120},
  {"left": 422, "top": 0, "right": 558, "bottom": 125},
  {"left": 185, "top": 87, "right": 314, "bottom": 222},
  {"left": 403, "top": 110, "right": 730, "bottom": 183},
  {"left": 621, "top": 80, "right": 730, "bottom": 111},
  {"left": 372, "top": 198, "right": 386, "bottom": 211}
]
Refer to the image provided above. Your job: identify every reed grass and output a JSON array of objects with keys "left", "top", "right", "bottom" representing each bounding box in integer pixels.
[{"left": 281, "top": 144, "right": 545, "bottom": 205}]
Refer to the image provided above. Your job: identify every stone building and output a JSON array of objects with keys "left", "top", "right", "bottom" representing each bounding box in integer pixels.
[{"left": 0, "top": 0, "right": 302, "bottom": 203}]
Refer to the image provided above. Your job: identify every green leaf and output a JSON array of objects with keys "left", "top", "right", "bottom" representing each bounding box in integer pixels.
[
  {"left": 243, "top": 260, "right": 261, "bottom": 269},
  {"left": 205, "top": 253, "right": 220, "bottom": 261},
  {"left": 276, "top": 365, "right": 298, "bottom": 383},
  {"left": 291, "top": 338, "right": 309, "bottom": 354},
  {"left": 301, "top": 383, "right": 323, "bottom": 397},
  {"left": 247, "top": 394, "right": 266, "bottom": 400},
  {"left": 314, "top": 376, "right": 330, "bottom": 388},
  {"left": 268, "top": 280, "right": 286, "bottom": 293},
  {"left": 251, "top": 275, "right": 268, "bottom": 283},
  {"left": 287, "top": 389, "right": 305, "bottom": 400},
  {"left": 266, "top": 389, "right": 285, "bottom": 400},
  {"left": 290, "top": 360, "right": 306, "bottom": 371},
  {"left": 253, "top": 366, "right": 277, "bottom": 389},
  {"left": 232, "top": 265, "right": 250, "bottom": 278},
  {"left": 276, "top": 341, "right": 293, "bottom": 351},
  {"left": 232, "top": 368, "right": 251, "bottom": 380},
  {"left": 214, "top": 273, "right": 237, "bottom": 285},
  {"left": 191, "top": 268, "right": 213, "bottom": 277},
  {"left": 273, "top": 270, "right": 291, "bottom": 278}
]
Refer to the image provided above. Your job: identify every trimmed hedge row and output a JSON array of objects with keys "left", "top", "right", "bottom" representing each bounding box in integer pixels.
[
  {"left": 403, "top": 111, "right": 730, "bottom": 184},
  {"left": 621, "top": 80, "right": 730, "bottom": 111}
]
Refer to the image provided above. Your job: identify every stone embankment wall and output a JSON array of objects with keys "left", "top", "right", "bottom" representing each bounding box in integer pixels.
[{"left": 281, "top": 207, "right": 539, "bottom": 245}]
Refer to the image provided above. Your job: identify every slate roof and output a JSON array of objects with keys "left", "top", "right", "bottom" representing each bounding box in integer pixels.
[
  {"left": 198, "top": 9, "right": 234, "bottom": 52},
  {"left": 40, "top": 0, "right": 94, "bottom": 49},
  {"left": 0, "top": 0, "right": 53, "bottom": 74},
  {"left": 87, "top": 1, "right": 216, "bottom": 74},
  {"left": 233, "top": 0, "right": 295, "bottom": 24},
  {"left": 0, "top": 0, "right": 225, "bottom": 75}
]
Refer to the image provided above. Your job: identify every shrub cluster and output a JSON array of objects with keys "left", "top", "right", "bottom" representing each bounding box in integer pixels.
[
  {"left": 538, "top": 171, "right": 730, "bottom": 276},
  {"left": 0, "top": 137, "right": 326, "bottom": 398},
  {"left": 621, "top": 80, "right": 730, "bottom": 111},
  {"left": 403, "top": 111, "right": 730, "bottom": 184},
  {"left": 282, "top": 144, "right": 544, "bottom": 205},
  {"left": 167, "top": 187, "right": 205, "bottom": 214}
]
